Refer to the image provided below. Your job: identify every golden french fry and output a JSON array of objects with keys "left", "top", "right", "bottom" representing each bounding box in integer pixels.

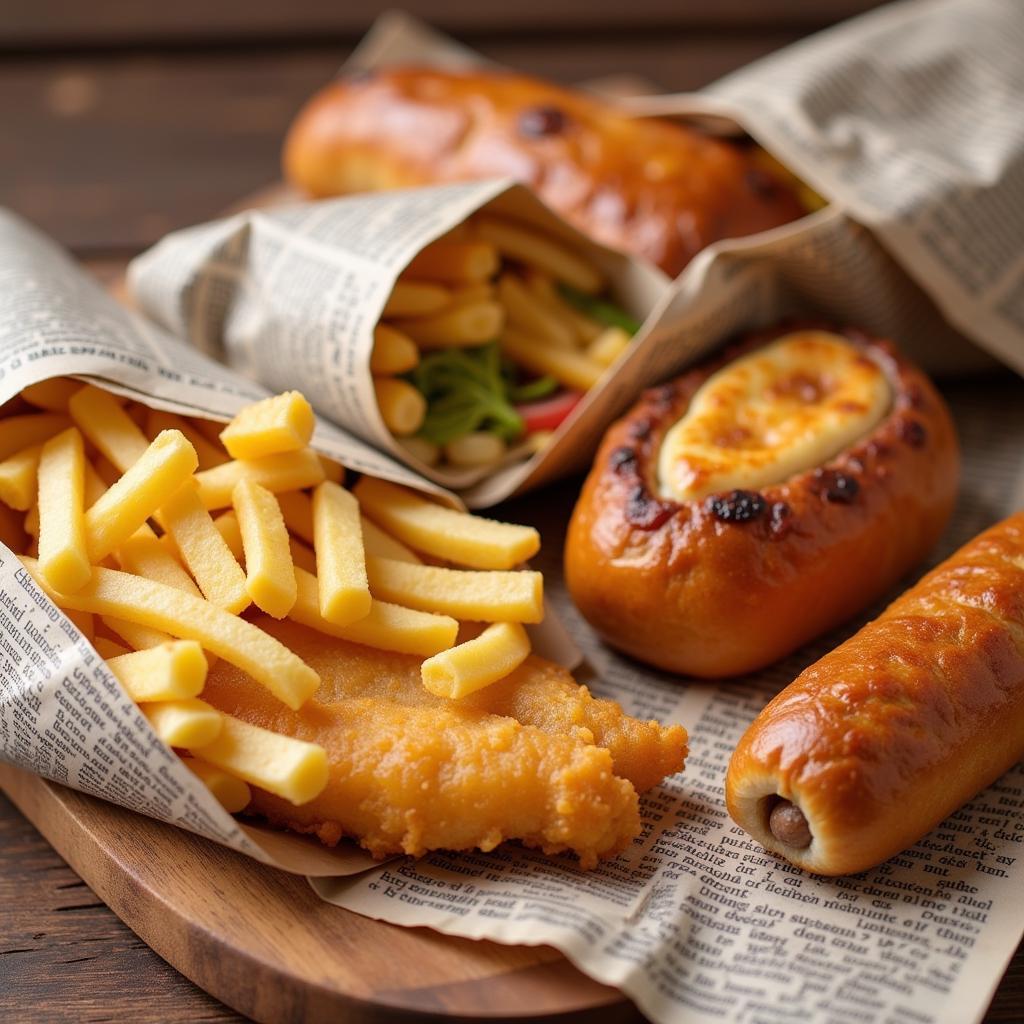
[
  {"left": 444, "top": 433, "right": 506, "bottom": 468},
  {"left": 366, "top": 556, "right": 543, "bottom": 623},
  {"left": 318, "top": 455, "right": 345, "bottom": 485},
  {"left": 448, "top": 282, "right": 495, "bottom": 307},
  {"left": 498, "top": 274, "right": 575, "bottom": 348},
  {"left": 180, "top": 756, "right": 252, "bottom": 813},
  {"left": 587, "top": 326, "right": 631, "bottom": 367},
  {"left": 290, "top": 567, "right": 457, "bottom": 656},
  {"left": 20, "top": 378, "right": 81, "bottom": 413},
  {"left": 161, "top": 480, "right": 249, "bottom": 613},
  {"left": 500, "top": 327, "right": 605, "bottom": 391},
  {"left": 0, "top": 413, "right": 71, "bottom": 462},
  {"left": 374, "top": 379, "right": 426, "bottom": 437},
  {"left": 22, "top": 559, "right": 319, "bottom": 710},
  {"left": 422, "top": 621, "right": 531, "bottom": 699},
  {"left": 360, "top": 514, "right": 421, "bottom": 564},
  {"left": 212, "top": 510, "right": 245, "bottom": 563},
  {"left": 188, "top": 711, "right": 328, "bottom": 806},
  {"left": 219, "top": 391, "right": 315, "bottom": 460},
  {"left": 312, "top": 481, "right": 370, "bottom": 625},
  {"left": 106, "top": 641, "right": 207, "bottom": 702},
  {"left": 69, "top": 385, "right": 149, "bottom": 471},
  {"left": 102, "top": 615, "right": 176, "bottom": 651},
  {"left": 397, "top": 436, "right": 440, "bottom": 468},
  {"left": 37, "top": 428, "right": 90, "bottom": 593},
  {"left": 83, "top": 461, "right": 108, "bottom": 505},
  {"left": 403, "top": 238, "right": 499, "bottom": 284},
  {"left": 84, "top": 430, "right": 198, "bottom": 562},
  {"left": 371, "top": 324, "right": 420, "bottom": 375},
  {"left": 276, "top": 490, "right": 313, "bottom": 543},
  {"left": 473, "top": 216, "right": 604, "bottom": 294},
  {"left": 353, "top": 477, "right": 539, "bottom": 570},
  {"left": 0, "top": 444, "right": 42, "bottom": 511},
  {"left": 145, "top": 409, "right": 229, "bottom": 469},
  {"left": 233, "top": 479, "right": 296, "bottom": 618},
  {"left": 393, "top": 301, "right": 504, "bottom": 350},
  {"left": 193, "top": 448, "right": 325, "bottom": 510},
  {"left": 382, "top": 280, "right": 452, "bottom": 318},
  {"left": 144, "top": 698, "right": 223, "bottom": 748},
  {"left": 116, "top": 532, "right": 202, "bottom": 598},
  {"left": 524, "top": 271, "right": 602, "bottom": 343}
]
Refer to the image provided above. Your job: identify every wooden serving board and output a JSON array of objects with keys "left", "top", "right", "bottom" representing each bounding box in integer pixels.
[{"left": 0, "top": 762, "right": 640, "bottom": 1023}]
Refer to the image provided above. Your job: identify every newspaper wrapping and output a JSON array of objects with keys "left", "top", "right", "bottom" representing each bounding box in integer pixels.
[{"left": 2, "top": 1, "right": 1023, "bottom": 1023}]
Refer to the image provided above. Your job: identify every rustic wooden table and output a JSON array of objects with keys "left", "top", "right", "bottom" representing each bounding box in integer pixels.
[{"left": 0, "top": 2, "right": 1021, "bottom": 1021}]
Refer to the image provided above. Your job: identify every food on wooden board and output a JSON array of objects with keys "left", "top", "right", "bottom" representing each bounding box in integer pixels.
[
  {"left": 3, "top": 379, "right": 687, "bottom": 866},
  {"left": 727, "top": 512, "right": 1024, "bottom": 875},
  {"left": 565, "top": 324, "right": 960, "bottom": 676}
]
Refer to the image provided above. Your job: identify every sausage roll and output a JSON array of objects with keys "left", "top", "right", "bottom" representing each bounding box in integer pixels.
[
  {"left": 727, "top": 512, "right": 1024, "bottom": 875},
  {"left": 283, "top": 67, "right": 807, "bottom": 276},
  {"left": 565, "top": 323, "right": 959, "bottom": 677}
]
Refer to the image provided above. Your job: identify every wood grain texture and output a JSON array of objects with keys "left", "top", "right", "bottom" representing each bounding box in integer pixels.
[{"left": 0, "top": 765, "right": 637, "bottom": 1024}]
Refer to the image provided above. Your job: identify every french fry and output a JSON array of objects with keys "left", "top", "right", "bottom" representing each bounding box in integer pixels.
[
  {"left": 500, "top": 327, "right": 605, "bottom": 391},
  {"left": 219, "top": 391, "right": 315, "bottom": 460},
  {"left": 102, "top": 615, "right": 176, "bottom": 651},
  {"left": 83, "top": 461, "right": 108, "bottom": 505},
  {"left": 92, "top": 637, "right": 130, "bottom": 660},
  {"left": 116, "top": 532, "right": 203, "bottom": 598},
  {"left": 20, "top": 378, "right": 80, "bottom": 413},
  {"left": 188, "top": 712, "right": 328, "bottom": 806},
  {"left": 84, "top": 430, "right": 198, "bottom": 562},
  {"left": 275, "top": 490, "right": 313, "bottom": 543},
  {"left": 312, "top": 481, "right": 370, "bottom": 625},
  {"left": 473, "top": 215, "right": 604, "bottom": 294},
  {"left": 145, "top": 409, "right": 229, "bottom": 469},
  {"left": 144, "top": 698, "right": 223, "bottom": 748},
  {"left": 421, "top": 622, "right": 531, "bottom": 699},
  {"left": 160, "top": 480, "right": 249, "bottom": 613},
  {"left": 0, "top": 444, "right": 42, "bottom": 511},
  {"left": 193, "top": 448, "right": 325, "bottom": 510},
  {"left": 403, "top": 238, "right": 500, "bottom": 284},
  {"left": 106, "top": 641, "right": 207, "bottom": 702},
  {"left": 365, "top": 556, "right": 544, "bottom": 623},
  {"left": 498, "top": 274, "right": 575, "bottom": 348},
  {"left": 68, "top": 385, "right": 149, "bottom": 471},
  {"left": 290, "top": 568, "right": 457, "bottom": 657},
  {"left": 0, "top": 413, "right": 71, "bottom": 462},
  {"left": 180, "top": 756, "right": 252, "bottom": 813},
  {"left": 37, "top": 428, "right": 90, "bottom": 593},
  {"left": 353, "top": 477, "right": 539, "bottom": 570},
  {"left": 444, "top": 433, "right": 506, "bottom": 468},
  {"left": 448, "top": 282, "right": 495, "bottom": 307},
  {"left": 212, "top": 510, "right": 245, "bottom": 563},
  {"left": 397, "top": 436, "right": 440, "bottom": 468},
  {"left": 524, "top": 271, "right": 602, "bottom": 343},
  {"left": 371, "top": 324, "right": 420, "bottom": 375},
  {"left": 360, "top": 515, "right": 421, "bottom": 564},
  {"left": 233, "top": 479, "right": 296, "bottom": 618},
  {"left": 382, "top": 280, "right": 451, "bottom": 318},
  {"left": 374, "top": 379, "right": 426, "bottom": 437},
  {"left": 21, "top": 559, "right": 320, "bottom": 710},
  {"left": 587, "top": 326, "right": 631, "bottom": 367},
  {"left": 393, "top": 301, "right": 504, "bottom": 350},
  {"left": 318, "top": 455, "right": 345, "bottom": 485}
]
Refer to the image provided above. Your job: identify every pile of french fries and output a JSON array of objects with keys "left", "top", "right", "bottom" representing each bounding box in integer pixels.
[
  {"left": 371, "top": 211, "right": 636, "bottom": 471},
  {"left": 0, "top": 378, "right": 545, "bottom": 819}
]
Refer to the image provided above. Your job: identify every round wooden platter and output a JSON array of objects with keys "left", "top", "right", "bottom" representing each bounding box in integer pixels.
[{"left": 0, "top": 763, "right": 640, "bottom": 1023}]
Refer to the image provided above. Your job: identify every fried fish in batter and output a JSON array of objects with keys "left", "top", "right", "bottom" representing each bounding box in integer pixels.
[{"left": 201, "top": 618, "right": 687, "bottom": 867}]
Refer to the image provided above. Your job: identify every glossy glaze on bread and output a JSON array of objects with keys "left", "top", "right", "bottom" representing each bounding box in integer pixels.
[
  {"left": 726, "top": 512, "right": 1024, "bottom": 875},
  {"left": 284, "top": 67, "right": 806, "bottom": 276},
  {"left": 564, "top": 323, "right": 960, "bottom": 677}
]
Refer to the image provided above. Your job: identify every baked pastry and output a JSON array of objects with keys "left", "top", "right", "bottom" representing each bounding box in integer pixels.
[
  {"left": 564, "top": 323, "right": 960, "bottom": 677},
  {"left": 283, "top": 67, "right": 808, "bottom": 276},
  {"left": 726, "top": 512, "right": 1024, "bottom": 875}
]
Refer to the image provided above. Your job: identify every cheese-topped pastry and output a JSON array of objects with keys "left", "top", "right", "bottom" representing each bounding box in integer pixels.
[{"left": 657, "top": 331, "right": 891, "bottom": 503}]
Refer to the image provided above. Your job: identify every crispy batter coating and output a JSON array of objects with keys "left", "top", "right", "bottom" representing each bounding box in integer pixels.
[{"left": 201, "top": 618, "right": 687, "bottom": 867}]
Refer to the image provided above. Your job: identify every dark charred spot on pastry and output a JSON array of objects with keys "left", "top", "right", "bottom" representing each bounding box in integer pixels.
[
  {"left": 707, "top": 489, "right": 767, "bottom": 524},
  {"left": 519, "top": 105, "right": 567, "bottom": 138},
  {"left": 768, "top": 800, "right": 812, "bottom": 849},
  {"left": 745, "top": 167, "right": 781, "bottom": 199},
  {"left": 630, "top": 419, "right": 653, "bottom": 442},
  {"left": 900, "top": 419, "right": 927, "bottom": 448},
  {"left": 625, "top": 485, "right": 675, "bottom": 530},
  {"left": 769, "top": 501, "right": 793, "bottom": 538},
  {"left": 814, "top": 469, "right": 859, "bottom": 504},
  {"left": 609, "top": 446, "right": 637, "bottom": 474}
]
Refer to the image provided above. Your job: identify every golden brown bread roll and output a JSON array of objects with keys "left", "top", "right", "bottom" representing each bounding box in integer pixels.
[
  {"left": 726, "top": 512, "right": 1024, "bottom": 875},
  {"left": 565, "top": 323, "right": 960, "bottom": 677},
  {"left": 283, "top": 67, "right": 807, "bottom": 276}
]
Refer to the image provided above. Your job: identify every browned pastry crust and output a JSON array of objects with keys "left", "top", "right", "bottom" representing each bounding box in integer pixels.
[
  {"left": 283, "top": 67, "right": 807, "bottom": 276},
  {"left": 726, "top": 512, "right": 1024, "bottom": 875},
  {"left": 564, "top": 322, "right": 960, "bottom": 678}
]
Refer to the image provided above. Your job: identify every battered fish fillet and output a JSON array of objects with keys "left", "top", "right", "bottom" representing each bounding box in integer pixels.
[{"left": 201, "top": 618, "right": 687, "bottom": 868}]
